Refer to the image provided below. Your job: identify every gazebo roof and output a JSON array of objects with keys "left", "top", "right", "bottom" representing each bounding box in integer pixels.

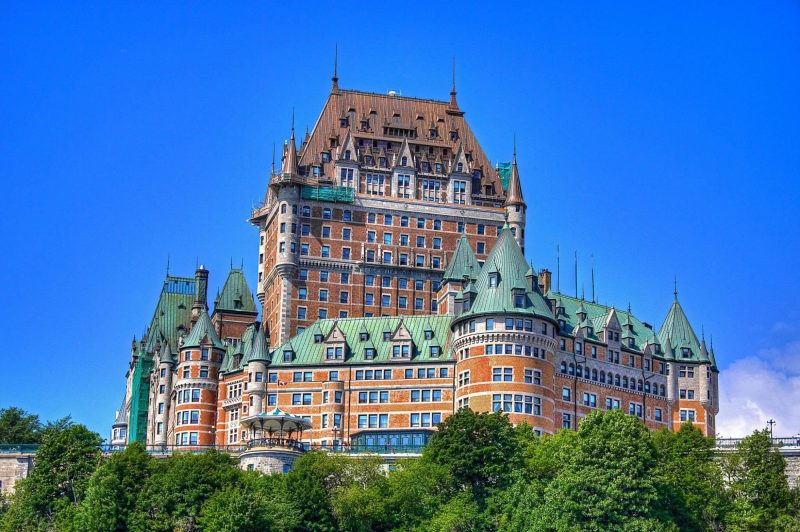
[{"left": 240, "top": 408, "right": 312, "bottom": 433}]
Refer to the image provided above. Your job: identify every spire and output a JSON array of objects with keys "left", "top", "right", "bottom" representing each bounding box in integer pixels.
[
  {"left": 674, "top": 276, "right": 678, "bottom": 301},
  {"left": 331, "top": 44, "right": 339, "bottom": 92},
  {"left": 442, "top": 234, "right": 480, "bottom": 283},
  {"left": 504, "top": 138, "right": 525, "bottom": 207},
  {"left": 449, "top": 57, "right": 459, "bottom": 110},
  {"left": 281, "top": 111, "right": 298, "bottom": 180}
]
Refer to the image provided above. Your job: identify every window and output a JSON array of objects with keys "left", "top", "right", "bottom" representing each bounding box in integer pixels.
[
  {"left": 458, "top": 370, "right": 470, "bottom": 387},
  {"left": 562, "top": 387, "right": 571, "bottom": 401},
  {"left": 319, "top": 289, "right": 328, "bottom": 302},
  {"left": 583, "top": 392, "right": 597, "bottom": 407},
  {"left": 493, "top": 367, "right": 513, "bottom": 382},
  {"left": 562, "top": 413, "right": 572, "bottom": 429},
  {"left": 322, "top": 208, "right": 332, "bottom": 219},
  {"left": 200, "top": 366, "right": 209, "bottom": 378},
  {"left": 655, "top": 408, "right": 663, "bottom": 422}
]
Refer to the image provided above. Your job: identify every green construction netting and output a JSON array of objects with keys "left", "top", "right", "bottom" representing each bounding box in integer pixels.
[
  {"left": 497, "top": 162, "right": 512, "bottom": 191},
  {"left": 300, "top": 185, "right": 355, "bottom": 203}
]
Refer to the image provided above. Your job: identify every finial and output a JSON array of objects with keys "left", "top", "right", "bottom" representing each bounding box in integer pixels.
[
  {"left": 591, "top": 253, "right": 596, "bottom": 303},
  {"left": 574, "top": 250, "right": 578, "bottom": 299},
  {"left": 627, "top": 302, "right": 632, "bottom": 314},
  {"left": 701, "top": 325, "right": 705, "bottom": 342},
  {"left": 556, "top": 244, "right": 561, "bottom": 293},
  {"left": 271, "top": 142, "right": 276, "bottom": 175},
  {"left": 291, "top": 108, "right": 295, "bottom": 137},
  {"left": 230, "top": 257, "right": 233, "bottom": 269},
  {"left": 674, "top": 276, "right": 678, "bottom": 300},
  {"left": 332, "top": 43, "right": 339, "bottom": 90},
  {"left": 166, "top": 254, "right": 170, "bottom": 276},
  {"left": 240, "top": 258, "right": 244, "bottom": 269},
  {"left": 451, "top": 56, "right": 456, "bottom": 94},
  {"left": 513, "top": 133, "right": 517, "bottom": 160}
]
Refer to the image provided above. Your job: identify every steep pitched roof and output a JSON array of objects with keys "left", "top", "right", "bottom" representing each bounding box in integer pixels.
[
  {"left": 243, "top": 324, "right": 270, "bottom": 363},
  {"left": 296, "top": 89, "right": 502, "bottom": 194},
  {"left": 442, "top": 234, "right": 480, "bottom": 282},
  {"left": 182, "top": 309, "right": 224, "bottom": 349},
  {"left": 214, "top": 268, "right": 258, "bottom": 315},
  {"left": 658, "top": 295, "right": 708, "bottom": 363},
  {"left": 458, "top": 225, "right": 553, "bottom": 322},
  {"left": 143, "top": 275, "right": 195, "bottom": 354},
  {"left": 504, "top": 152, "right": 525, "bottom": 207},
  {"left": 271, "top": 315, "right": 453, "bottom": 366}
]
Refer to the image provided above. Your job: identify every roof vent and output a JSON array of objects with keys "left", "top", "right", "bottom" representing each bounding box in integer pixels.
[{"left": 388, "top": 90, "right": 398, "bottom": 96}]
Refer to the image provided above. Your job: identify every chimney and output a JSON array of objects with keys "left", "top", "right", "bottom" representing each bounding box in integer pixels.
[
  {"left": 539, "top": 268, "right": 552, "bottom": 294},
  {"left": 192, "top": 265, "right": 209, "bottom": 325}
]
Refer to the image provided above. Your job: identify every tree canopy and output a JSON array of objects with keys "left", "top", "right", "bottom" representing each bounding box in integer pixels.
[{"left": 1, "top": 406, "right": 798, "bottom": 531}]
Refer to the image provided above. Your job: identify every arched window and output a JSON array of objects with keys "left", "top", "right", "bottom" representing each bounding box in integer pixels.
[
  {"left": 592, "top": 369, "right": 598, "bottom": 381},
  {"left": 623, "top": 376, "right": 629, "bottom": 388},
  {"left": 645, "top": 382, "right": 651, "bottom": 393},
  {"left": 281, "top": 203, "right": 287, "bottom": 214},
  {"left": 576, "top": 365, "right": 583, "bottom": 378},
  {"left": 568, "top": 363, "right": 575, "bottom": 376},
  {"left": 345, "top": 150, "right": 351, "bottom": 160},
  {"left": 661, "top": 385, "right": 666, "bottom": 397},
  {"left": 614, "top": 375, "right": 621, "bottom": 387},
  {"left": 457, "top": 162, "right": 463, "bottom": 172},
  {"left": 637, "top": 380, "right": 643, "bottom": 392},
  {"left": 600, "top": 371, "right": 606, "bottom": 383},
  {"left": 560, "top": 362, "right": 567, "bottom": 374},
  {"left": 292, "top": 205, "right": 297, "bottom": 214},
  {"left": 401, "top": 156, "right": 407, "bottom": 166}
]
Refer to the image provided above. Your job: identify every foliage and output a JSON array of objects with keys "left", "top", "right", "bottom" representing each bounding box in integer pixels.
[
  {"left": 197, "top": 472, "right": 301, "bottom": 531},
  {"left": 128, "top": 450, "right": 240, "bottom": 532},
  {"left": 3, "top": 406, "right": 800, "bottom": 531},
  {"left": 1, "top": 423, "right": 102, "bottom": 531},
  {"left": 72, "top": 441, "right": 152, "bottom": 531},
  {"left": 0, "top": 407, "right": 41, "bottom": 444},
  {"left": 424, "top": 409, "right": 521, "bottom": 501}
]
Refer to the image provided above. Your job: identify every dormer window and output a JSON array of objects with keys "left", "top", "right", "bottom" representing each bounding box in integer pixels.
[
  {"left": 359, "top": 332, "right": 368, "bottom": 342},
  {"left": 430, "top": 128, "right": 438, "bottom": 138},
  {"left": 401, "top": 156, "right": 408, "bottom": 166},
  {"left": 322, "top": 151, "right": 330, "bottom": 162},
  {"left": 488, "top": 273, "right": 499, "bottom": 288},
  {"left": 559, "top": 319, "right": 566, "bottom": 330},
  {"left": 383, "top": 331, "right": 391, "bottom": 341},
  {"left": 514, "top": 291, "right": 526, "bottom": 308},
  {"left": 435, "top": 163, "right": 443, "bottom": 173},
  {"left": 314, "top": 334, "right": 323, "bottom": 343},
  {"left": 456, "top": 162, "right": 463, "bottom": 172},
  {"left": 340, "top": 117, "right": 348, "bottom": 128},
  {"left": 364, "top": 156, "right": 373, "bottom": 165},
  {"left": 424, "top": 330, "right": 433, "bottom": 340},
  {"left": 361, "top": 119, "right": 369, "bottom": 130},
  {"left": 430, "top": 346, "right": 441, "bottom": 357},
  {"left": 344, "top": 150, "right": 351, "bottom": 161},
  {"left": 325, "top": 346, "right": 344, "bottom": 360},
  {"left": 450, "top": 130, "right": 459, "bottom": 141},
  {"left": 312, "top": 166, "right": 320, "bottom": 177},
  {"left": 364, "top": 348, "right": 376, "bottom": 360},
  {"left": 392, "top": 344, "right": 410, "bottom": 358},
  {"left": 681, "top": 348, "right": 691, "bottom": 358},
  {"left": 587, "top": 327, "right": 593, "bottom": 336},
  {"left": 655, "top": 345, "right": 661, "bottom": 354},
  {"left": 379, "top": 157, "right": 387, "bottom": 167},
  {"left": 283, "top": 350, "right": 293, "bottom": 362},
  {"left": 421, "top": 162, "right": 430, "bottom": 172},
  {"left": 628, "top": 338, "right": 636, "bottom": 348}
]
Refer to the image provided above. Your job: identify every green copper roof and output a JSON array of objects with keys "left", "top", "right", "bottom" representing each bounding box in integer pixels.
[
  {"left": 442, "top": 234, "right": 480, "bottom": 283},
  {"left": 271, "top": 315, "right": 453, "bottom": 366},
  {"left": 243, "top": 324, "right": 270, "bottom": 363},
  {"left": 221, "top": 323, "right": 257, "bottom": 374},
  {"left": 182, "top": 309, "right": 224, "bottom": 349},
  {"left": 214, "top": 268, "right": 258, "bottom": 315},
  {"left": 144, "top": 275, "right": 195, "bottom": 353},
  {"left": 457, "top": 226, "right": 554, "bottom": 322},
  {"left": 547, "top": 292, "right": 661, "bottom": 354},
  {"left": 658, "top": 296, "right": 708, "bottom": 363}
]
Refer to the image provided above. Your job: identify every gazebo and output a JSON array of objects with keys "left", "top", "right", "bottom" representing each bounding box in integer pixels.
[{"left": 238, "top": 407, "right": 312, "bottom": 474}]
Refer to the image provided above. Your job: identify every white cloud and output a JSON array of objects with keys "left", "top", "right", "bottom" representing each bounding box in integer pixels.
[{"left": 717, "top": 339, "right": 800, "bottom": 438}]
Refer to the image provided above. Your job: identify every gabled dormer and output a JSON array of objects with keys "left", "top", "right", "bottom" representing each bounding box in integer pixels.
[
  {"left": 605, "top": 308, "right": 621, "bottom": 344},
  {"left": 390, "top": 319, "right": 414, "bottom": 360},
  {"left": 450, "top": 142, "right": 470, "bottom": 176},
  {"left": 324, "top": 322, "right": 347, "bottom": 362},
  {"left": 394, "top": 137, "right": 415, "bottom": 169},
  {"left": 337, "top": 129, "right": 357, "bottom": 162}
]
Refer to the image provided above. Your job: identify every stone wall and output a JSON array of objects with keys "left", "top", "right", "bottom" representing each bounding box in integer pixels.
[
  {"left": 238, "top": 448, "right": 302, "bottom": 475},
  {"left": 0, "top": 453, "right": 33, "bottom": 494}
]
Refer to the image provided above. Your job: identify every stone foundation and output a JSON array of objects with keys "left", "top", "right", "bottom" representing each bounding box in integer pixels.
[
  {"left": 238, "top": 448, "right": 303, "bottom": 474},
  {"left": 0, "top": 453, "right": 33, "bottom": 494}
]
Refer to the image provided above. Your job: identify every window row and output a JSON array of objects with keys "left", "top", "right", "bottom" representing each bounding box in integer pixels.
[
  {"left": 558, "top": 362, "right": 666, "bottom": 396},
  {"left": 492, "top": 394, "right": 542, "bottom": 415},
  {"left": 484, "top": 343, "right": 547, "bottom": 359}
]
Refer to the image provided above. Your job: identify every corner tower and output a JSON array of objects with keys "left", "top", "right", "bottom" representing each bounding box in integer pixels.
[{"left": 504, "top": 144, "right": 526, "bottom": 253}]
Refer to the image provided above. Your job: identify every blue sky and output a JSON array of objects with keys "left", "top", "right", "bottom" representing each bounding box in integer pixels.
[{"left": 1, "top": 2, "right": 798, "bottom": 438}]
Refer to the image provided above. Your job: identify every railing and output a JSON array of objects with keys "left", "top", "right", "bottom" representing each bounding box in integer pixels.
[
  {"left": 0, "top": 444, "right": 40, "bottom": 453},
  {"left": 247, "top": 438, "right": 305, "bottom": 452},
  {"left": 314, "top": 443, "right": 424, "bottom": 455},
  {"left": 715, "top": 437, "right": 800, "bottom": 449}
]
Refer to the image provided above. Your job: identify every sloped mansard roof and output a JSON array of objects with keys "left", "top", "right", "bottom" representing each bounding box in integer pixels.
[
  {"left": 442, "top": 234, "right": 481, "bottom": 283},
  {"left": 214, "top": 267, "right": 258, "bottom": 315}
]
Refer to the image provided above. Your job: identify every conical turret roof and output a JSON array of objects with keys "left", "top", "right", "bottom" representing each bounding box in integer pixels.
[
  {"left": 504, "top": 151, "right": 525, "bottom": 207},
  {"left": 658, "top": 295, "right": 707, "bottom": 363},
  {"left": 456, "top": 225, "right": 554, "bottom": 322},
  {"left": 182, "top": 309, "right": 224, "bottom": 349},
  {"left": 443, "top": 234, "right": 480, "bottom": 283}
]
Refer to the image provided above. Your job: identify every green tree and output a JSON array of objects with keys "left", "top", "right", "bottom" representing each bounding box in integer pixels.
[
  {"left": 384, "top": 457, "right": 456, "bottom": 530},
  {"left": 72, "top": 441, "right": 152, "bottom": 531},
  {"left": 128, "top": 450, "right": 241, "bottom": 532},
  {"left": 330, "top": 456, "right": 390, "bottom": 532},
  {"left": 726, "top": 429, "right": 794, "bottom": 530},
  {"left": 424, "top": 409, "right": 521, "bottom": 501},
  {"left": 424, "top": 491, "right": 488, "bottom": 532},
  {"left": 283, "top": 451, "right": 345, "bottom": 531},
  {"left": 0, "top": 407, "right": 42, "bottom": 444},
  {"left": 652, "top": 423, "right": 728, "bottom": 531},
  {"left": 537, "top": 410, "right": 675, "bottom": 531},
  {"left": 197, "top": 472, "right": 301, "bottom": 532},
  {"left": 1, "top": 424, "right": 102, "bottom": 531}
]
